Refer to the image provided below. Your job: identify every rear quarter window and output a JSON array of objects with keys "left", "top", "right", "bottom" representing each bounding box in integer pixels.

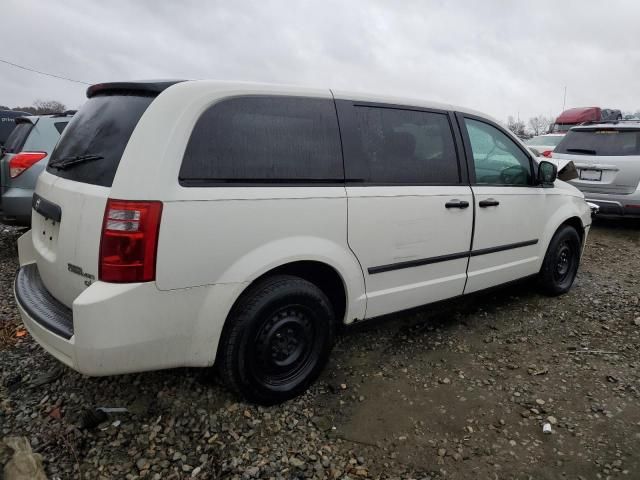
[
  {"left": 47, "top": 95, "right": 154, "bottom": 187},
  {"left": 54, "top": 122, "right": 68, "bottom": 134},
  {"left": 555, "top": 129, "right": 640, "bottom": 156},
  {"left": 179, "top": 96, "right": 343, "bottom": 185},
  {"left": 3, "top": 123, "right": 33, "bottom": 153}
]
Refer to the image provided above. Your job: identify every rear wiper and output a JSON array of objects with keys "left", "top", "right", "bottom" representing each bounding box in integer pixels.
[
  {"left": 49, "top": 154, "right": 104, "bottom": 170},
  {"left": 565, "top": 148, "right": 597, "bottom": 155}
]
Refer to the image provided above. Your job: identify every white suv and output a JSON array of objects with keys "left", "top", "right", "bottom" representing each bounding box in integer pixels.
[{"left": 15, "top": 80, "right": 592, "bottom": 404}]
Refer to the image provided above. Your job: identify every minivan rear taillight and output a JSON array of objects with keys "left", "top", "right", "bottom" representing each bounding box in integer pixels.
[
  {"left": 99, "top": 199, "right": 163, "bottom": 283},
  {"left": 9, "top": 151, "right": 47, "bottom": 178}
]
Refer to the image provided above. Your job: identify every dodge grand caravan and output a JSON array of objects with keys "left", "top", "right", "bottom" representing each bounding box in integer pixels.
[{"left": 15, "top": 80, "right": 592, "bottom": 404}]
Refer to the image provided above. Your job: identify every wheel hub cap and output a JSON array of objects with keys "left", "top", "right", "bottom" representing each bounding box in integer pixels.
[{"left": 257, "top": 308, "right": 313, "bottom": 371}]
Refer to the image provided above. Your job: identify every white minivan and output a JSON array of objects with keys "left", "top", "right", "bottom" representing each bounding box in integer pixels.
[{"left": 15, "top": 80, "right": 592, "bottom": 404}]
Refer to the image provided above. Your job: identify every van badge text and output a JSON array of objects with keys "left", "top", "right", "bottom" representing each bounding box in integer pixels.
[{"left": 67, "top": 263, "right": 95, "bottom": 286}]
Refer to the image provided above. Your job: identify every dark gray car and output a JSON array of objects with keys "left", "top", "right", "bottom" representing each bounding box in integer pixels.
[
  {"left": 0, "top": 112, "right": 74, "bottom": 225},
  {"left": 0, "top": 110, "right": 31, "bottom": 147}
]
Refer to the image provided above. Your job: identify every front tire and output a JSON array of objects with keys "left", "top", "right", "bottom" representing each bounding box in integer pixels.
[
  {"left": 538, "top": 225, "right": 581, "bottom": 296},
  {"left": 217, "top": 275, "right": 335, "bottom": 405}
]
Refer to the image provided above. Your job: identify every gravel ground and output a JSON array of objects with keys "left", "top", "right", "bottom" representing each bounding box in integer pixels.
[{"left": 1, "top": 218, "right": 639, "bottom": 479}]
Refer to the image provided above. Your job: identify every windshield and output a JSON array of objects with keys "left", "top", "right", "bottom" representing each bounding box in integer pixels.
[
  {"left": 555, "top": 129, "right": 640, "bottom": 156},
  {"left": 526, "top": 135, "right": 564, "bottom": 147},
  {"left": 46, "top": 94, "right": 154, "bottom": 187},
  {"left": 550, "top": 123, "right": 575, "bottom": 133}
]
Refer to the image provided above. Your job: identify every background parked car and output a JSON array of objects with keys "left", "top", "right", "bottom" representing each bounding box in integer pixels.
[
  {"left": 552, "top": 120, "right": 640, "bottom": 216},
  {"left": 0, "top": 110, "right": 31, "bottom": 147},
  {"left": 525, "top": 133, "right": 566, "bottom": 157},
  {"left": 0, "top": 112, "right": 74, "bottom": 225}
]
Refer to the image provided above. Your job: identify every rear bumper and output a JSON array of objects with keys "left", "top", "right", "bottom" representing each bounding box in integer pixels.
[
  {"left": 13, "top": 260, "right": 245, "bottom": 376},
  {"left": 582, "top": 190, "right": 640, "bottom": 217},
  {"left": 1, "top": 186, "right": 33, "bottom": 225},
  {"left": 15, "top": 264, "right": 74, "bottom": 339}
]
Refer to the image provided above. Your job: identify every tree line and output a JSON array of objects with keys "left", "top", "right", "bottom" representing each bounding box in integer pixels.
[
  {"left": 507, "top": 111, "right": 640, "bottom": 139},
  {"left": 506, "top": 115, "right": 554, "bottom": 139},
  {"left": 0, "top": 99, "right": 67, "bottom": 115}
]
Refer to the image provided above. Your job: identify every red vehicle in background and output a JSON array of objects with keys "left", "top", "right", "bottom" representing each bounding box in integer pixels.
[{"left": 549, "top": 107, "right": 622, "bottom": 133}]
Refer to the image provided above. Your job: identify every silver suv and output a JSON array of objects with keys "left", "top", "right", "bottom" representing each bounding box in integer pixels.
[
  {"left": 552, "top": 121, "right": 640, "bottom": 216},
  {"left": 0, "top": 112, "right": 74, "bottom": 225}
]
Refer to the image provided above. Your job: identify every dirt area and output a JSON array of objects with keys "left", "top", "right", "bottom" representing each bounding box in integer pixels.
[{"left": 1, "top": 218, "right": 639, "bottom": 479}]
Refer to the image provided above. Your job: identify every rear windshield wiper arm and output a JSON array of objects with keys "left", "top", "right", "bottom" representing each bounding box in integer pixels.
[
  {"left": 565, "top": 148, "right": 597, "bottom": 155},
  {"left": 49, "top": 154, "right": 104, "bottom": 170}
]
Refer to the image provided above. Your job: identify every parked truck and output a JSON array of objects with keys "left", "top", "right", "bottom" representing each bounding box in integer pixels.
[{"left": 549, "top": 107, "right": 622, "bottom": 133}]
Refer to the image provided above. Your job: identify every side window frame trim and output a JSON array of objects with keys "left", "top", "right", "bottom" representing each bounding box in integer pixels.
[{"left": 455, "top": 111, "right": 536, "bottom": 187}]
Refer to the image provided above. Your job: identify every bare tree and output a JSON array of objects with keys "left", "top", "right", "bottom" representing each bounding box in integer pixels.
[
  {"left": 12, "top": 106, "right": 37, "bottom": 114},
  {"left": 8, "top": 100, "right": 67, "bottom": 115},
  {"left": 528, "top": 116, "right": 553, "bottom": 136},
  {"left": 507, "top": 116, "right": 527, "bottom": 138},
  {"left": 32, "top": 99, "right": 66, "bottom": 115}
]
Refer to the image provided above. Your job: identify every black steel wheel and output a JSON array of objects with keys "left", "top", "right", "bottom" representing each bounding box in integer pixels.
[
  {"left": 217, "top": 275, "right": 335, "bottom": 405},
  {"left": 539, "top": 225, "right": 581, "bottom": 296}
]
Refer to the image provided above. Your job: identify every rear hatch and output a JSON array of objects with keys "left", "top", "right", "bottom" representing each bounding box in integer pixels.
[
  {"left": 31, "top": 84, "right": 164, "bottom": 308},
  {"left": 552, "top": 126, "right": 640, "bottom": 195}
]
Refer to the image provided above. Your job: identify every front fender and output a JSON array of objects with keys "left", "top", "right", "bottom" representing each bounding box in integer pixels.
[{"left": 538, "top": 193, "right": 591, "bottom": 268}]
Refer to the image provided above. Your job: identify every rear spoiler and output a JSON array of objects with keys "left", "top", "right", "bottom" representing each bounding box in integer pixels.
[
  {"left": 86, "top": 80, "right": 186, "bottom": 98},
  {"left": 577, "top": 119, "right": 640, "bottom": 127},
  {"left": 51, "top": 110, "right": 77, "bottom": 117},
  {"left": 14, "top": 117, "right": 35, "bottom": 125}
]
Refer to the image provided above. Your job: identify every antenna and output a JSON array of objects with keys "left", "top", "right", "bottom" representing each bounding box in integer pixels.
[{"left": 562, "top": 86, "right": 567, "bottom": 111}]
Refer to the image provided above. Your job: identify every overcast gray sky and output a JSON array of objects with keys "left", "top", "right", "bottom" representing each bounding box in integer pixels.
[{"left": 2, "top": 0, "right": 639, "bottom": 122}]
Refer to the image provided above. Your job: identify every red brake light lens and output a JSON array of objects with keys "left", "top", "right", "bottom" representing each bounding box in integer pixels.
[
  {"left": 9, "top": 151, "right": 47, "bottom": 178},
  {"left": 99, "top": 199, "right": 163, "bottom": 283},
  {"left": 542, "top": 150, "right": 553, "bottom": 158}
]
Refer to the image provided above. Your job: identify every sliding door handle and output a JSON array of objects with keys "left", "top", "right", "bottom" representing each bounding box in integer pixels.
[
  {"left": 445, "top": 199, "right": 470, "bottom": 209},
  {"left": 479, "top": 198, "right": 500, "bottom": 208}
]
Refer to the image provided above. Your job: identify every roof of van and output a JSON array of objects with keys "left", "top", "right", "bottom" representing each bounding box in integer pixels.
[{"left": 86, "top": 79, "right": 495, "bottom": 122}]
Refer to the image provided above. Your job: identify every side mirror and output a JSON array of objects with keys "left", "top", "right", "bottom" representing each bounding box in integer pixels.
[{"left": 537, "top": 160, "right": 557, "bottom": 186}]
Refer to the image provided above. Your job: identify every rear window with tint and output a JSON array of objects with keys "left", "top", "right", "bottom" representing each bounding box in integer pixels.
[
  {"left": 179, "top": 96, "right": 343, "bottom": 185},
  {"left": 555, "top": 129, "right": 640, "bottom": 156},
  {"left": 47, "top": 95, "right": 154, "bottom": 187},
  {"left": 3, "top": 123, "right": 33, "bottom": 153}
]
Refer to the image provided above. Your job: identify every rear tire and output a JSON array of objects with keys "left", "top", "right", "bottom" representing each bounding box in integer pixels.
[
  {"left": 538, "top": 225, "right": 581, "bottom": 296},
  {"left": 217, "top": 275, "right": 335, "bottom": 405}
]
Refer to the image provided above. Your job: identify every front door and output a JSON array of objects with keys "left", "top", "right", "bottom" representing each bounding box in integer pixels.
[
  {"left": 336, "top": 99, "right": 473, "bottom": 318},
  {"left": 457, "top": 114, "right": 548, "bottom": 293}
]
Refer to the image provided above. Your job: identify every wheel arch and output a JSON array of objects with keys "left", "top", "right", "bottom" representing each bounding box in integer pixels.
[
  {"left": 228, "top": 260, "right": 354, "bottom": 327},
  {"left": 558, "top": 216, "right": 585, "bottom": 245}
]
